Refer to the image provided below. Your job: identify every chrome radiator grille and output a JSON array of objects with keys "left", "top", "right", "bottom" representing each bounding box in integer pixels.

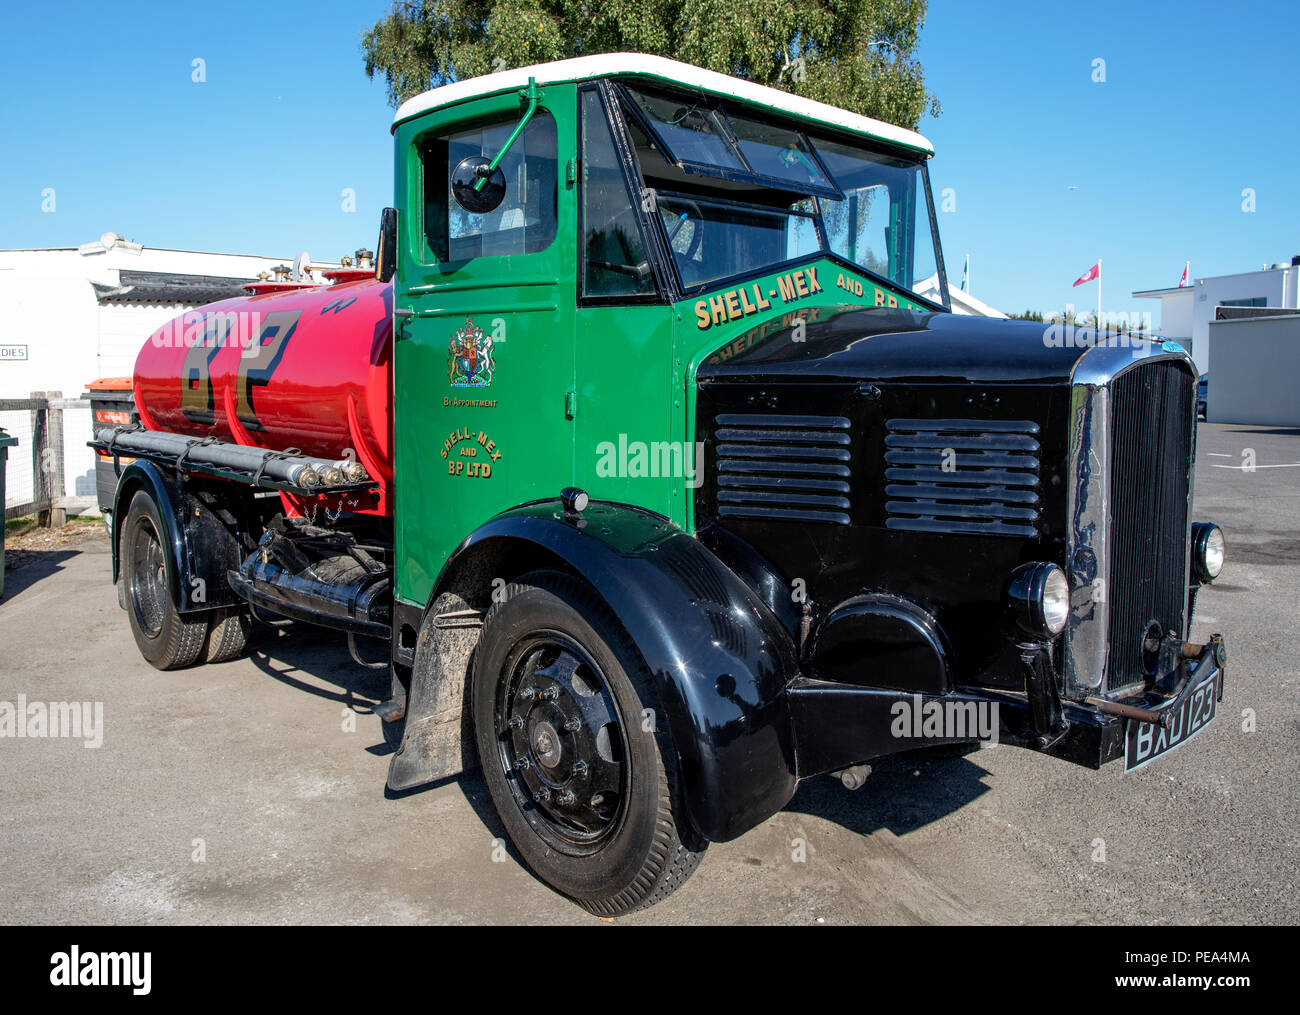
[
  {"left": 1104, "top": 360, "right": 1196, "bottom": 692},
  {"left": 1066, "top": 348, "right": 1197, "bottom": 698}
]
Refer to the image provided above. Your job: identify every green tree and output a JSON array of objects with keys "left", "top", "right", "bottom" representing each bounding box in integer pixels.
[{"left": 362, "top": 0, "right": 940, "bottom": 129}]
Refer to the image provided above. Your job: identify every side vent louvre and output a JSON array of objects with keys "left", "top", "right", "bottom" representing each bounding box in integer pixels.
[
  {"left": 884, "top": 418, "right": 1041, "bottom": 538},
  {"left": 714, "top": 413, "right": 852, "bottom": 525}
]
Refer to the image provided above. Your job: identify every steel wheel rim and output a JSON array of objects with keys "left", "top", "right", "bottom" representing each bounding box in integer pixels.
[
  {"left": 129, "top": 515, "right": 167, "bottom": 639},
  {"left": 494, "top": 632, "right": 630, "bottom": 855}
]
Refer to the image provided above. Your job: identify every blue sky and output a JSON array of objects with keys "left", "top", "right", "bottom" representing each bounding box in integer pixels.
[{"left": 1, "top": 0, "right": 1295, "bottom": 323}]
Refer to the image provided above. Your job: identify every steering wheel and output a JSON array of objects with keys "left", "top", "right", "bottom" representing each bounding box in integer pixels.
[
  {"left": 584, "top": 197, "right": 704, "bottom": 282},
  {"left": 658, "top": 200, "right": 703, "bottom": 263}
]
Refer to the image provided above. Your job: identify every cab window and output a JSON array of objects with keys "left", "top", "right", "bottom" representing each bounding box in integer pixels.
[
  {"left": 580, "top": 90, "right": 655, "bottom": 297},
  {"left": 423, "top": 111, "right": 558, "bottom": 262}
]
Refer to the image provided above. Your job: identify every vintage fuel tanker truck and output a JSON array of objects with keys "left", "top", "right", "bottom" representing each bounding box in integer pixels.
[{"left": 94, "top": 54, "right": 1229, "bottom": 915}]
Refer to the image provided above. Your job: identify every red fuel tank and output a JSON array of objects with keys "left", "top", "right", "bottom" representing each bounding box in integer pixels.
[{"left": 133, "top": 277, "right": 394, "bottom": 511}]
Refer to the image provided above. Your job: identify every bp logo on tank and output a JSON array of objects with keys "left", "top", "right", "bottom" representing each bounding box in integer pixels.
[{"left": 448, "top": 317, "right": 496, "bottom": 388}]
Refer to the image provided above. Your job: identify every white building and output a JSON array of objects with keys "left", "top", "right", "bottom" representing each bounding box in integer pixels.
[
  {"left": 0, "top": 233, "right": 345, "bottom": 510},
  {"left": 915, "top": 274, "right": 1007, "bottom": 318},
  {"left": 1133, "top": 258, "right": 1300, "bottom": 375}
]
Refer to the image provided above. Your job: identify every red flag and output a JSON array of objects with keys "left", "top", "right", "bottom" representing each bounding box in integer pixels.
[
  {"left": 1073, "top": 262, "right": 1100, "bottom": 287},
  {"left": 1179, "top": 261, "right": 1189, "bottom": 287}
]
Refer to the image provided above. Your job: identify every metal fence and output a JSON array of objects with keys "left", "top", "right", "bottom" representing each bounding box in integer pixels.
[{"left": 1, "top": 392, "right": 97, "bottom": 524}]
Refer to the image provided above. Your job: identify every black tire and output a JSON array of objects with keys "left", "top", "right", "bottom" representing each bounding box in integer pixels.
[
  {"left": 203, "top": 607, "right": 252, "bottom": 663},
  {"left": 472, "top": 570, "right": 704, "bottom": 915},
  {"left": 121, "top": 490, "right": 208, "bottom": 670}
]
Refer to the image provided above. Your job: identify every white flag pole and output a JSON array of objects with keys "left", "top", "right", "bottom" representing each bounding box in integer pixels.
[{"left": 1097, "top": 258, "right": 1102, "bottom": 331}]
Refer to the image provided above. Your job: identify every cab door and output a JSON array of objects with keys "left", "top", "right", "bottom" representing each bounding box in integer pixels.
[
  {"left": 571, "top": 83, "right": 679, "bottom": 523},
  {"left": 393, "top": 88, "right": 577, "bottom": 605}
]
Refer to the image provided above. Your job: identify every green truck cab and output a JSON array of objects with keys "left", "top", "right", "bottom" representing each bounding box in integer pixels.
[
  {"left": 100, "top": 54, "right": 1228, "bottom": 915},
  {"left": 389, "top": 54, "right": 941, "bottom": 598}
]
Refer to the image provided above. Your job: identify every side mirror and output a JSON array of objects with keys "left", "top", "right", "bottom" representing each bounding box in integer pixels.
[
  {"left": 449, "top": 76, "right": 542, "bottom": 216},
  {"left": 451, "top": 156, "right": 507, "bottom": 214},
  {"left": 377, "top": 207, "right": 398, "bottom": 283}
]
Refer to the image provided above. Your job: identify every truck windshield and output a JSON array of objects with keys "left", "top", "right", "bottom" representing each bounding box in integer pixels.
[{"left": 620, "top": 84, "right": 944, "bottom": 305}]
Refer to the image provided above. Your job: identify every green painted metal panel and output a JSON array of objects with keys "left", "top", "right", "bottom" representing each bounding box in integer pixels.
[{"left": 392, "top": 81, "right": 931, "bottom": 611}]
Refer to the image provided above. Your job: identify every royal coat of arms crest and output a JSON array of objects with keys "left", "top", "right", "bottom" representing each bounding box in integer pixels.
[{"left": 447, "top": 317, "right": 495, "bottom": 388}]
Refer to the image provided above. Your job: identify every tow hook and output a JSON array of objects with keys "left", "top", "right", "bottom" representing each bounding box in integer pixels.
[
  {"left": 832, "top": 764, "right": 872, "bottom": 790},
  {"left": 1085, "top": 633, "right": 1227, "bottom": 728}
]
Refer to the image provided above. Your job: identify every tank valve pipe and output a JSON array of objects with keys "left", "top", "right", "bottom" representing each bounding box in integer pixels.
[
  {"left": 337, "top": 460, "right": 370, "bottom": 483},
  {"left": 314, "top": 465, "right": 347, "bottom": 486}
]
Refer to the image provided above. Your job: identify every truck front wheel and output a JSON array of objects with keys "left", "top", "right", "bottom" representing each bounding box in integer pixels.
[
  {"left": 121, "top": 490, "right": 208, "bottom": 670},
  {"left": 472, "top": 570, "right": 704, "bottom": 915}
]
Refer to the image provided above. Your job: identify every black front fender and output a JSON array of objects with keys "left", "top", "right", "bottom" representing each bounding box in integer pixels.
[{"left": 439, "top": 500, "right": 800, "bottom": 843}]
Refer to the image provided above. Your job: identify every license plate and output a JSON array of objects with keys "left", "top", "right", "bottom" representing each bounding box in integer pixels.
[{"left": 1124, "top": 671, "right": 1220, "bottom": 772}]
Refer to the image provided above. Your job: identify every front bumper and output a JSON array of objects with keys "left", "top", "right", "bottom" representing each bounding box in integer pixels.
[
  {"left": 786, "top": 635, "right": 1227, "bottom": 776},
  {"left": 997, "top": 634, "right": 1227, "bottom": 768}
]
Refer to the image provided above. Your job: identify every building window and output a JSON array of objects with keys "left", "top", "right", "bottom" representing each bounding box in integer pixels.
[{"left": 1220, "top": 297, "right": 1266, "bottom": 308}]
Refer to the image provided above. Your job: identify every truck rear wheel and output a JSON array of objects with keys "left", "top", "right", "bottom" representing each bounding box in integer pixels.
[
  {"left": 202, "top": 607, "right": 252, "bottom": 663},
  {"left": 472, "top": 570, "right": 704, "bottom": 915},
  {"left": 122, "top": 490, "right": 208, "bottom": 670}
]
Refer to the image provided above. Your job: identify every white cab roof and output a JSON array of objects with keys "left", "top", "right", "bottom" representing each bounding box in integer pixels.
[{"left": 392, "top": 52, "right": 933, "bottom": 155}]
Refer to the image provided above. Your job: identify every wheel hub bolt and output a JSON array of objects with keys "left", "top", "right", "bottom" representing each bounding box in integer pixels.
[
  {"left": 563, "top": 717, "right": 581, "bottom": 732},
  {"left": 540, "top": 686, "right": 560, "bottom": 700},
  {"left": 534, "top": 787, "right": 550, "bottom": 802},
  {"left": 514, "top": 756, "right": 531, "bottom": 770},
  {"left": 571, "top": 760, "right": 588, "bottom": 775},
  {"left": 556, "top": 790, "right": 576, "bottom": 806},
  {"left": 507, "top": 716, "right": 524, "bottom": 729},
  {"left": 519, "top": 687, "right": 536, "bottom": 701}
]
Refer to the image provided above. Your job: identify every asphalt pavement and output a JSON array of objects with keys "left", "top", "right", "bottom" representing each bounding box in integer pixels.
[{"left": 0, "top": 422, "right": 1295, "bottom": 925}]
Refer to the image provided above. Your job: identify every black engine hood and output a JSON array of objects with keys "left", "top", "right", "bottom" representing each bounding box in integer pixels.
[{"left": 697, "top": 306, "right": 1100, "bottom": 386}]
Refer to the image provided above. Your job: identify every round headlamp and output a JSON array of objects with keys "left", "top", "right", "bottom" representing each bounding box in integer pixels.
[
  {"left": 1007, "top": 562, "right": 1070, "bottom": 640},
  {"left": 1192, "top": 522, "right": 1225, "bottom": 582}
]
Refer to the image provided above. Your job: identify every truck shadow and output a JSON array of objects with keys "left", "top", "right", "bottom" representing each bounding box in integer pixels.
[
  {"left": 239, "top": 623, "right": 521, "bottom": 847},
  {"left": 244, "top": 621, "right": 392, "bottom": 719},
  {"left": 240, "top": 624, "right": 992, "bottom": 845},
  {"left": 782, "top": 749, "right": 993, "bottom": 837}
]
